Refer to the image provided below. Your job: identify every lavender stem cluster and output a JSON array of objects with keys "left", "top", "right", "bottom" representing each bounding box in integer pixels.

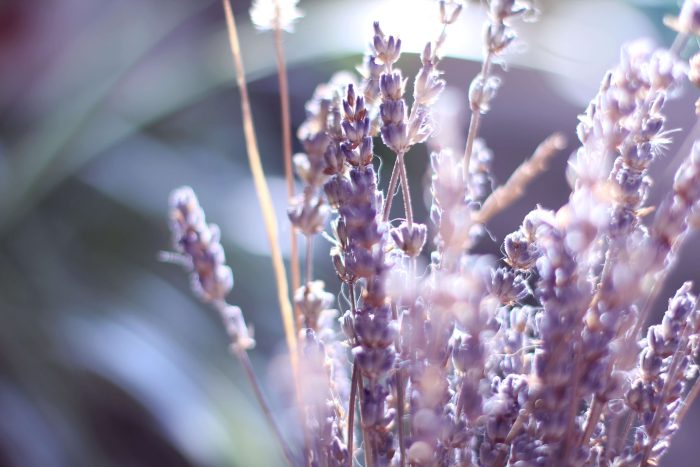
[{"left": 163, "top": 1, "right": 700, "bottom": 465}]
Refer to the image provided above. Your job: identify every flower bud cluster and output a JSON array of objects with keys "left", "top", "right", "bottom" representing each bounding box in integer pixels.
[
  {"left": 324, "top": 83, "right": 397, "bottom": 463},
  {"left": 466, "top": 0, "right": 532, "bottom": 114},
  {"left": 623, "top": 283, "right": 700, "bottom": 465},
  {"left": 289, "top": 79, "right": 346, "bottom": 239},
  {"left": 168, "top": 186, "right": 234, "bottom": 303},
  {"left": 164, "top": 2, "right": 700, "bottom": 465},
  {"left": 430, "top": 150, "right": 475, "bottom": 267},
  {"left": 167, "top": 187, "right": 253, "bottom": 351},
  {"left": 608, "top": 45, "right": 685, "bottom": 240},
  {"left": 299, "top": 328, "right": 350, "bottom": 467},
  {"left": 504, "top": 209, "right": 592, "bottom": 459}
]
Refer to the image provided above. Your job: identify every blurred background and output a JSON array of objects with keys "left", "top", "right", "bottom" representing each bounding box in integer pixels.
[{"left": 1, "top": 0, "right": 699, "bottom": 465}]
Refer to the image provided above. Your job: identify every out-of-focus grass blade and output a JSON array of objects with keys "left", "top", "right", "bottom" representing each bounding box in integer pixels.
[{"left": 2, "top": 0, "right": 218, "bottom": 233}]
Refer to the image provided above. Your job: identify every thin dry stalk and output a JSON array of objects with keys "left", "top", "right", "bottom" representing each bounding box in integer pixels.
[
  {"left": 677, "top": 377, "right": 700, "bottom": 425},
  {"left": 474, "top": 132, "right": 567, "bottom": 224},
  {"left": 272, "top": 1, "right": 303, "bottom": 330},
  {"left": 234, "top": 346, "right": 297, "bottom": 466},
  {"left": 462, "top": 54, "right": 493, "bottom": 183},
  {"left": 221, "top": 0, "right": 301, "bottom": 419},
  {"left": 382, "top": 160, "right": 401, "bottom": 222},
  {"left": 347, "top": 363, "right": 359, "bottom": 464}
]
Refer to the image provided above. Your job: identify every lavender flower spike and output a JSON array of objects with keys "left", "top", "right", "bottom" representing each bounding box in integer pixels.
[{"left": 168, "top": 186, "right": 234, "bottom": 304}]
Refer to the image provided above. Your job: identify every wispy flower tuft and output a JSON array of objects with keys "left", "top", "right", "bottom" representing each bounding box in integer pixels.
[{"left": 250, "top": 0, "right": 303, "bottom": 32}]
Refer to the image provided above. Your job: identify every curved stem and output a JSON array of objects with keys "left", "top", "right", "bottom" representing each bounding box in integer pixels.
[
  {"left": 580, "top": 397, "right": 604, "bottom": 450},
  {"left": 235, "top": 348, "right": 297, "bottom": 466},
  {"left": 492, "top": 407, "right": 527, "bottom": 467},
  {"left": 474, "top": 133, "right": 566, "bottom": 223}
]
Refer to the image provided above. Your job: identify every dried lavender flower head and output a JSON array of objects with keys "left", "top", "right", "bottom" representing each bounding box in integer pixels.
[
  {"left": 250, "top": 0, "right": 303, "bottom": 32},
  {"left": 168, "top": 186, "right": 233, "bottom": 303}
]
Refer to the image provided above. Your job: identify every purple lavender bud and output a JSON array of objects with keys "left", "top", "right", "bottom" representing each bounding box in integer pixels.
[
  {"left": 354, "top": 346, "right": 395, "bottom": 380},
  {"left": 372, "top": 22, "right": 401, "bottom": 66},
  {"left": 379, "top": 98, "right": 406, "bottom": 125},
  {"left": 488, "top": 267, "right": 530, "bottom": 305},
  {"left": 413, "top": 62, "right": 446, "bottom": 107},
  {"left": 324, "top": 176, "right": 353, "bottom": 209},
  {"left": 332, "top": 251, "right": 351, "bottom": 283},
  {"left": 168, "top": 186, "right": 234, "bottom": 302},
  {"left": 322, "top": 143, "right": 345, "bottom": 176},
  {"left": 439, "top": 0, "right": 463, "bottom": 24},
  {"left": 380, "top": 72, "right": 404, "bottom": 101},
  {"left": 294, "top": 281, "right": 335, "bottom": 329},
  {"left": 452, "top": 335, "right": 485, "bottom": 373},
  {"left": 287, "top": 195, "right": 329, "bottom": 236},
  {"left": 380, "top": 122, "right": 408, "bottom": 154},
  {"left": 490, "top": 0, "right": 518, "bottom": 20},
  {"left": 358, "top": 137, "right": 373, "bottom": 167},
  {"left": 219, "top": 304, "right": 255, "bottom": 350},
  {"left": 641, "top": 115, "right": 665, "bottom": 138},
  {"left": 354, "top": 307, "right": 397, "bottom": 348},
  {"left": 622, "top": 142, "right": 654, "bottom": 170},
  {"left": 485, "top": 22, "right": 517, "bottom": 54},
  {"left": 673, "top": 143, "right": 700, "bottom": 203},
  {"left": 469, "top": 73, "right": 502, "bottom": 114},
  {"left": 390, "top": 222, "right": 428, "bottom": 257},
  {"left": 504, "top": 230, "right": 539, "bottom": 270}
]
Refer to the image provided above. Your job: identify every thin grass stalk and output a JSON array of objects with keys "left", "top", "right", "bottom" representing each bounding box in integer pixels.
[
  {"left": 396, "top": 368, "right": 406, "bottom": 467},
  {"left": 272, "top": 1, "right": 303, "bottom": 331},
  {"left": 221, "top": 0, "right": 303, "bottom": 448},
  {"left": 347, "top": 363, "right": 359, "bottom": 464},
  {"left": 360, "top": 378, "right": 374, "bottom": 467},
  {"left": 382, "top": 160, "right": 401, "bottom": 222},
  {"left": 493, "top": 409, "right": 527, "bottom": 467},
  {"left": 677, "top": 377, "right": 700, "bottom": 425},
  {"left": 462, "top": 53, "right": 493, "bottom": 183},
  {"left": 305, "top": 235, "right": 313, "bottom": 285},
  {"left": 474, "top": 133, "right": 567, "bottom": 223}
]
